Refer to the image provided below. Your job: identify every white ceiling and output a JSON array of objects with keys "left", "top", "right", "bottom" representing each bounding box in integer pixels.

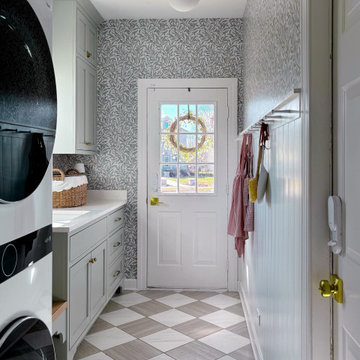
[{"left": 90, "top": 0, "right": 247, "bottom": 20}]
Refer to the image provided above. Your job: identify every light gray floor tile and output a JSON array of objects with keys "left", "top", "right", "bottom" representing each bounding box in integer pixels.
[
  {"left": 104, "top": 339, "right": 162, "bottom": 360},
  {"left": 137, "top": 290, "right": 177, "bottom": 299},
  {"left": 102, "top": 300, "right": 125, "bottom": 314},
  {"left": 177, "top": 301, "right": 219, "bottom": 317},
  {"left": 225, "top": 304, "right": 245, "bottom": 317},
  {"left": 88, "top": 318, "right": 114, "bottom": 335},
  {"left": 173, "top": 319, "right": 221, "bottom": 340},
  {"left": 227, "top": 322, "right": 250, "bottom": 338},
  {"left": 74, "top": 340, "right": 100, "bottom": 359},
  {"left": 119, "top": 318, "right": 168, "bottom": 338},
  {"left": 130, "top": 300, "right": 172, "bottom": 317},
  {"left": 229, "top": 344, "right": 255, "bottom": 360},
  {"left": 167, "top": 341, "right": 224, "bottom": 360},
  {"left": 179, "top": 291, "right": 220, "bottom": 301}
]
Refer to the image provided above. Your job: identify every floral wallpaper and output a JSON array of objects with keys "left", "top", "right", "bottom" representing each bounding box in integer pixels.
[
  {"left": 242, "top": 0, "right": 301, "bottom": 128},
  {"left": 53, "top": 18, "right": 243, "bottom": 279}
]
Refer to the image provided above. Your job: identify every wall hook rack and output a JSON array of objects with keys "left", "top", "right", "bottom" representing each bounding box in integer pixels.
[{"left": 236, "top": 88, "right": 301, "bottom": 141}]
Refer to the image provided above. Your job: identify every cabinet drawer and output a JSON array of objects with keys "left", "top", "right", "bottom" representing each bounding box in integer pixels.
[
  {"left": 108, "top": 228, "right": 124, "bottom": 266},
  {"left": 107, "top": 256, "right": 123, "bottom": 293},
  {"left": 70, "top": 219, "right": 106, "bottom": 262},
  {"left": 107, "top": 208, "right": 124, "bottom": 234}
]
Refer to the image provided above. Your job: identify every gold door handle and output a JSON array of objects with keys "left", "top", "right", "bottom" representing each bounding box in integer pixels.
[
  {"left": 86, "top": 50, "right": 92, "bottom": 58},
  {"left": 113, "top": 271, "right": 120, "bottom": 278},
  {"left": 89, "top": 257, "right": 97, "bottom": 264},
  {"left": 150, "top": 197, "right": 164, "bottom": 206},
  {"left": 85, "top": 141, "right": 93, "bottom": 146},
  {"left": 113, "top": 242, "right": 121, "bottom": 248},
  {"left": 114, "top": 217, "right": 122, "bottom": 222},
  {"left": 319, "top": 274, "right": 343, "bottom": 304}
]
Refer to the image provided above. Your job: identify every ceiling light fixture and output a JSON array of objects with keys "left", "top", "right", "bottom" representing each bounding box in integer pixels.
[{"left": 169, "top": 0, "right": 200, "bottom": 12}]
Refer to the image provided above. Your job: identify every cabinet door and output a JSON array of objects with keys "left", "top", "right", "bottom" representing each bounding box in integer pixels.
[
  {"left": 90, "top": 241, "right": 107, "bottom": 318},
  {"left": 69, "top": 254, "right": 91, "bottom": 348},
  {"left": 76, "top": 57, "right": 97, "bottom": 152},
  {"left": 76, "top": 8, "right": 96, "bottom": 66},
  {"left": 86, "top": 20, "right": 97, "bottom": 66},
  {"left": 76, "top": 9, "right": 87, "bottom": 59}
]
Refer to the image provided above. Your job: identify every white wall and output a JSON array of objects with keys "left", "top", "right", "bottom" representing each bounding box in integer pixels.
[{"left": 239, "top": 117, "right": 303, "bottom": 359}]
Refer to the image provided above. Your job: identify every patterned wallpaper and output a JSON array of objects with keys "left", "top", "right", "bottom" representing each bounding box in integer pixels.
[
  {"left": 242, "top": 0, "right": 301, "bottom": 128},
  {"left": 54, "top": 18, "right": 243, "bottom": 279}
]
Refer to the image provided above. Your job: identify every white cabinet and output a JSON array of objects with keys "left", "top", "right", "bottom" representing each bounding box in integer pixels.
[
  {"left": 52, "top": 0, "right": 102, "bottom": 154},
  {"left": 52, "top": 205, "right": 126, "bottom": 360}
]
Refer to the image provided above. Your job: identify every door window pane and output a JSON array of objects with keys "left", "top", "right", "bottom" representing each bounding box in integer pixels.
[
  {"left": 179, "top": 134, "right": 196, "bottom": 163},
  {"left": 197, "top": 134, "right": 214, "bottom": 163},
  {"left": 161, "top": 134, "right": 178, "bottom": 163},
  {"left": 198, "top": 165, "right": 215, "bottom": 193},
  {"left": 161, "top": 165, "right": 177, "bottom": 193},
  {"left": 161, "top": 104, "right": 177, "bottom": 132},
  {"left": 198, "top": 104, "right": 215, "bottom": 132},
  {"left": 179, "top": 165, "right": 196, "bottom": 193}
]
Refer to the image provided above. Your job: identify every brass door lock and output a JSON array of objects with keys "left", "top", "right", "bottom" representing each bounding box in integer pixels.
[
  {"left": 319, "top": 274, "right": 343, "bottom": 304},
  {"left": 150, "top": 197, "right": 164, "bottom": 206}
]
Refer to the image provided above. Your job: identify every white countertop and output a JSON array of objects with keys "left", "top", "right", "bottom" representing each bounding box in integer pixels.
[{"left": 52, "top": 190, "right": 127, "bottom": 234}]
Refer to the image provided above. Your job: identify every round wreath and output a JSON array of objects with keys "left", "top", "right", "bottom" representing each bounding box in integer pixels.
[{"left": 169, "top": 115, "right": 207, "bottom": 153}]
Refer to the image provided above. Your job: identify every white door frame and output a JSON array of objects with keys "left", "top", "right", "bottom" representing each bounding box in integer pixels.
[{"left": 137, "top": 78, "right": 238, "bottom": 291}]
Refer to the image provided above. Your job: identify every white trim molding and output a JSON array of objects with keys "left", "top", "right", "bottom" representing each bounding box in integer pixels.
[{"left": 137, "top": 78, "right": 238, "bottom": 291}]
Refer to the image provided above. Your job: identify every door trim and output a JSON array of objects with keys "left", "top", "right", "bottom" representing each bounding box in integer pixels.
[{"left": 137, "top": 78, "right": 238, "bottom": 291}]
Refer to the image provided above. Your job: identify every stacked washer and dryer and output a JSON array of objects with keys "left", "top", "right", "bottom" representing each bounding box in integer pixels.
[{"left": 0, "top": 0, "right": 57, "bottom": 358}]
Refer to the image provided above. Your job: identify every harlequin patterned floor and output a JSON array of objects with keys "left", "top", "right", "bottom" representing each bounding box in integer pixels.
[{"left": 74, "top": 290, "right": 255, "bottom": 360}]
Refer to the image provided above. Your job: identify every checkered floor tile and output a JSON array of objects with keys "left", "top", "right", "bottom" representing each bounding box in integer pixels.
[{"left": 74, "top": 290, "right": 255, "bottom": 360}]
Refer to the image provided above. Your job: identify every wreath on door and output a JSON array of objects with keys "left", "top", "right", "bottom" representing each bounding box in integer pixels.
[{"left": 169, "top": 114, "right": 207, "bottom": 153}]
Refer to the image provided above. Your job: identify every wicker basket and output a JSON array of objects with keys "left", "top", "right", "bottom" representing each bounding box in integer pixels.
[{"left": 52, "top": 168, "right": 87, "bottom": 208}]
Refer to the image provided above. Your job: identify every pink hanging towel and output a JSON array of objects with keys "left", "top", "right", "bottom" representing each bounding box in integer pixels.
[{"left": 227, "top": 134, "right": 254, "bottom": 257}]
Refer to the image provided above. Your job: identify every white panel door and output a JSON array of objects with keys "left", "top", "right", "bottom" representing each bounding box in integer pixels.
[
  {"left": 334, "top": 0, "right": 360, "bottom": 357},
  {"left": 147, "top": 88, "right": 228, "bottom": 289}
]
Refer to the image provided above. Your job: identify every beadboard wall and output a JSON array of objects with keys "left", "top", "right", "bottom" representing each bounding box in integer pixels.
[{"left": 239, "top": 118, "right": 302, "bottom": 359}]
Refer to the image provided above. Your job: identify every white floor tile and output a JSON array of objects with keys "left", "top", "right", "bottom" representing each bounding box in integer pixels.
[
  {"left": 199, "top": 329, "right": 250, "bottom": 354},
  {"left": 149, "top": 309, "right": 195, "bottom": 327},
  {"left": 201, "top": 294, "right": 240, "bottom": 309},
  {"left": 156, "top": 293, "right": 197, "bottom": 308},
  {"left": 100, "top": 308, "right": 144, "bottom": 326},
  {"left": 141, "top": 328, "right": 193, "bottom": 352},
  {"left": 85, "top": 328, "right": 135, "bottom": 351},
  {"left": 149, "top": 355, "right": 174, "bottom": 360},
  {"left": 112, "top": 292, "right": 151, "bottom": 307},
  {"left": 81, "top": 353, "right": 113, "bottom": 360},
  {"left": 217, "top": 356, "right": 236, "bottom": 360},
  {"left": 200, "top": 310, "right": 245, "bottom": 328}
]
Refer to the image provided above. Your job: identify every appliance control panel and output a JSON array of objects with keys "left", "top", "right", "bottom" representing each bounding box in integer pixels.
[{"left": 0, "top": 225, "right": 52, "bottom": 285}]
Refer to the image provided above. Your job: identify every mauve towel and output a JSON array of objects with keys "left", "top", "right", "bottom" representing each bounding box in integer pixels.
[{"left": 228, "top": 134, "right": 254, "bottom": 257}]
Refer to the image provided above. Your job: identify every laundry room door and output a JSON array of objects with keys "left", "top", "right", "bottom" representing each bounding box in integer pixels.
[
  {"left": 147, "top": 88, "right": 228, "bottom": 289},
  {"left": 333, "top": 0, "right": 360, "bottom": 357}
]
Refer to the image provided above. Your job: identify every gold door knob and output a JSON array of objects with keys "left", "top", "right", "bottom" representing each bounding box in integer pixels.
[
  {"left": 150, "top": 197, "right": 164, "bottom": 206},
  {"left": 94, "top": 257, "right": 97, "bottom": 262},
  {"left": 319, "top": 274, "right": 343, "bottom": 304},
  {"left": 85, "top": 141, "right": 92, "bottom": 146},
  {"left": 113, "top": 271, "right": 120, "bottom": 278},
  {"left": 89, "top": 258, "right": 95, "bottom": 264},
  {"left": 115, "top": 217, "right": 122, "bottom": 222},
  {"left": 113, "top": 242, "right": 121, "bottom": 248},
  {"left": 86, "top": 50, "right": 92, "bottom": 58}
]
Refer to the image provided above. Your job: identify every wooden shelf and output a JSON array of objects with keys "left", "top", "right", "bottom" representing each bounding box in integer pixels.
[{"left": 52, "top": 300, "right": 68, "bottom": 322}]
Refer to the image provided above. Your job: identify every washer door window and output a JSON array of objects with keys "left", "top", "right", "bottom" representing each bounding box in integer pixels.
[
  {"left": 0, "top": 317, "right": 55, "bottom": 359},
  {"left": 0, "top": 0, "right": 57, "bottom": 203}
]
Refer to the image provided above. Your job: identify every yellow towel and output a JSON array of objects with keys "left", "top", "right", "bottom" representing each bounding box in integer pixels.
[{"left": 249, "top": 146, "right": 263, "bottom": 203}]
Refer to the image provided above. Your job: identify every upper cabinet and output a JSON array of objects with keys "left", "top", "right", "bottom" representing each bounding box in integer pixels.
[{"left": 52, "top": 0, "right": 103, "bottom": 155}]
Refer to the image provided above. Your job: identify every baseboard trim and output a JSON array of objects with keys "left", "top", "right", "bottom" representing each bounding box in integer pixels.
[
  {"left": 238, "top": 281, "right": 263, "bottom": 360},
  {"left": 123, "top": 278, "right": 137, "bottom": 290}
]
